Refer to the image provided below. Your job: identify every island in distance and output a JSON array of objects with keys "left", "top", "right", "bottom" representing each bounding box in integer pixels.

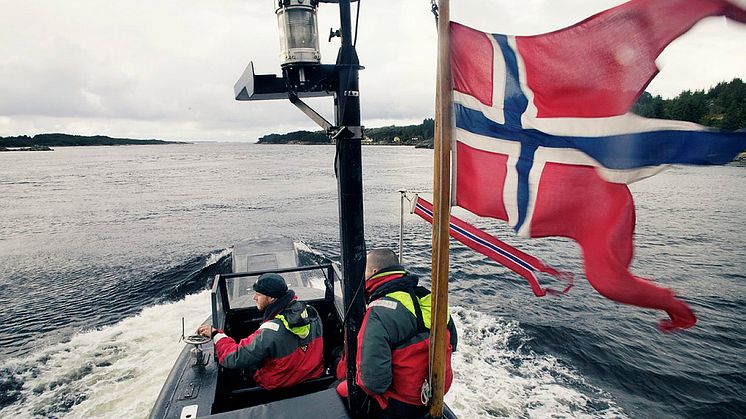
[
  {"left": 0, "top": 133, "right": 185, "bottom": 151},
  {"left": 258, "top": 118, "right": 436, "bottom": 148}
]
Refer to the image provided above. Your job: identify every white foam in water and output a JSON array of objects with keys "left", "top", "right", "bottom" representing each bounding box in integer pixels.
[
  {"left": 1, "top": 295, "right": 625, "bottom": 418},
  {"left": 293, "top": 241, "right": 319, "bottom": 259},
  {"left": 205, "top": 248, "right": 232, "bottom": 268},
  {"left": 0, "top": 291, "right": 210, "bottom": 419},
  {"left": 445, "top": 308, "right": 627, "bottom": 418},
  {"left": 294, "top": 241, "right": 331, "bottom": 290}
]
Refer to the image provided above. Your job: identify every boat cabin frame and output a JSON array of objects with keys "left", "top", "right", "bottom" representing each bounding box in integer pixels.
[{"left": 150, "top": 262, "right": 349, "bottom": 418}]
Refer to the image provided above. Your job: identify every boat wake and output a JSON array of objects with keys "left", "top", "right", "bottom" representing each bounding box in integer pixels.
[
  {"left": 1, "top": 304, "right": 625, "bottom": 418},
  {"left": 0, "top": 247, "right": 625, "bottom": 418},
  {"left": 0, "top": 249, "right": 231, "bottom": 419},
  {"left": 445, "top": 308, "right": 626, "bottom": 418},
  {"left": 0, "top": 292, "right": 210, "bottom": 419}
]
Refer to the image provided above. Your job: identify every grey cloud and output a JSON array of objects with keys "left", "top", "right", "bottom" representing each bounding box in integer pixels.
[{"left": 0, "top": 0, "right": 744, "bottom": 141}]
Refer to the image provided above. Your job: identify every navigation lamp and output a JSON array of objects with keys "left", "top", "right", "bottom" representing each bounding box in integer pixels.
[{"left": 276, "top": 0, "right": 321, "bottom": 66}]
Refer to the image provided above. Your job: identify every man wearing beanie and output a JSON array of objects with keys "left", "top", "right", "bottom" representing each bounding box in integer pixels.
[
  {"left": 336, "top": 249, "right": 458, "bottom": 418},
  {"left": 197, "top": 272, "right": 324, "bottom": 390}
]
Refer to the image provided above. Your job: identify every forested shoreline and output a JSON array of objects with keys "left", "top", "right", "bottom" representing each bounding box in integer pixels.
[
  {"left": 0, "top": 133, "right": 183, "bottom": 151},
  {"left": 632, "top": 79, "right": 746, "bottom": 130},
  {"left": 258, "top": 78, "right": 746, "bottom": 147}
]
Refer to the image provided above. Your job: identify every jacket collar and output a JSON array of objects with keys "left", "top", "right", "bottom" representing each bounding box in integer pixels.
[
  {"left": 262, "top": 289, "right": 296, "bottom": 322},
  {"left": 365, "top": 265, "right": 405, "bottom": 295},
  {"left": 366, "top": 265, "right": 419, "bottom": 302}
]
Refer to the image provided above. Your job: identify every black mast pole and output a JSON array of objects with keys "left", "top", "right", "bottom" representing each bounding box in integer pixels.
[{"left": 334, "top": 0, "right": 367, "bottom": 416}]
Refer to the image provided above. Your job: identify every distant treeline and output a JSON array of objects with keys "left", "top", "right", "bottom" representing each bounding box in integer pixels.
[
  {"left": 259, "top": 78, "right": 745, "bottom": 146},
  {"left": 366, "top": 118, "right": 434, "bottom": 146},
  {"left": 258, "top": 130, "right": 329, "bottom": 145},
  {"left": 0, "top": 133, "right": 182, "bottom": 148},
  {"left": 632, "top": 78, "right": 746, "bottom": 130},
  {"left": 257, "top": 119, "right": 435, "bottom": 146}
]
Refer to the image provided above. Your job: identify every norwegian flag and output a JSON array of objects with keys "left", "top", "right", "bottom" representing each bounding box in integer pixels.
[
  {"left": 413, "top": 195, "right": 573, "bottom": 297},
  {"left": 450, "top": 0, "right": 746, "bottom": 331}
]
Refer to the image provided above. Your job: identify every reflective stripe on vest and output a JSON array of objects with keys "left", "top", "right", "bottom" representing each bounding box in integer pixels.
[{"left": 385, "top": 291, "right": 449, "bottom": 330}]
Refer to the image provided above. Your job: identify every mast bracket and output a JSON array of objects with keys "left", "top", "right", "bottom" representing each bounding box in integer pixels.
[
  {"left": 331, "top": 125, "right": 363, "bottom": 140},
  {"left": 288, "top": 92, "right": 333, "bottom": 131}
]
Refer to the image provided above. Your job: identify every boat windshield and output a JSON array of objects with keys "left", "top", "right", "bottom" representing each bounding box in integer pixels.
[{"left": 224, "top": 269, "right": 329, "bottom": 310}]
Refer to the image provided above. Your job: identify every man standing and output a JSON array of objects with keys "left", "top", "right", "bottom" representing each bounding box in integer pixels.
[
  {"left": 197, "top": 272, "right": 324, "bottom": 390},
  {"left": 349, "top": 249, "right": 458, "bottom": 418}
]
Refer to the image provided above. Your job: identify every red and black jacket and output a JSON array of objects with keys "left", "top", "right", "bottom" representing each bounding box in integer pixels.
[
  {"left": 213, "top": 291, "right": 324, "bottom": 390},
  {"left": 356, "top": 267, "right": 458, "bottom": 411}
]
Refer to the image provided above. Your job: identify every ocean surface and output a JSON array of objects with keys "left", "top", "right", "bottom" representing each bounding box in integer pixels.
[{"left": 0, "top": 143, "right": 743, "bottom": 418}]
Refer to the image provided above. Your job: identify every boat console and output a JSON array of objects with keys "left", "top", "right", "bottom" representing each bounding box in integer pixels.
[
  {"left": 210, "top": 264, "right": 345, "bottom": 413},
  {"left": 150, "top": 240, "right": 348, "bottom": 418}
]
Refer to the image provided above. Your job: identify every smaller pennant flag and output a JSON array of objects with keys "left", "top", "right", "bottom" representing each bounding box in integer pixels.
[{"left": 412, "top": 195, "right": 572, "bottom": 297}]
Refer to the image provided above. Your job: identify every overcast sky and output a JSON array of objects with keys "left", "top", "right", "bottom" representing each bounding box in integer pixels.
[{"left": 1, "top": 0, "right": 744, "bottom": 142}]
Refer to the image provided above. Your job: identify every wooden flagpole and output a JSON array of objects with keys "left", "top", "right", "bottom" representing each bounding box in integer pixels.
[{"left": 429, "top": 0, "right": 452, "bottom": 416}]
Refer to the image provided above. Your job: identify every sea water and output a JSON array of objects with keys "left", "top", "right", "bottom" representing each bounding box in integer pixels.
[{"left": 0, "top": 143, "right": 743, "bottom": 418}]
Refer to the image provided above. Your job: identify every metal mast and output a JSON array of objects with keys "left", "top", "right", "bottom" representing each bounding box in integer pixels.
[
  {"left": 234, "top": 0, "right": 367, "bottom": 416},
  {"left": 333, "top": 1, "right": 368, "bottom": 417}
]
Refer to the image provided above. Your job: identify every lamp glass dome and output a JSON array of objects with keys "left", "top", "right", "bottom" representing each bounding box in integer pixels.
[{"left": 276, "top": 4, "right": 320, "bottom": 65}]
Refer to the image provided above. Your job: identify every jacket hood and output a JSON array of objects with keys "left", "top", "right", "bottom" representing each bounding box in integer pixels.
[
  {"left": 275, "top": 299, "right": 317, "bottom": 339},
  {"left": 281, "top": 299, "right": 316, "bottom": 328}
]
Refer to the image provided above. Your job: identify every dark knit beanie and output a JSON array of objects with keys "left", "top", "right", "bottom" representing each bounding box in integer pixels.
[{"left": 252, "top": 273, "right": 288, "bottom": 298}]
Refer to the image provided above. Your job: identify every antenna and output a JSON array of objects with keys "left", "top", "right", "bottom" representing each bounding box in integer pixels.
[{"left": 399, "top": 189, "right": 407, "bottom": 264}]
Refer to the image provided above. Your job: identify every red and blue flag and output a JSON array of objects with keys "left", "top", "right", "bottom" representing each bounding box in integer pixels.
[
  {"left": 450, "top": 0, "right": 746, "bottom": 330},
  {"left": 413, "top": 195, "right": 573, "bottom": 297}
]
